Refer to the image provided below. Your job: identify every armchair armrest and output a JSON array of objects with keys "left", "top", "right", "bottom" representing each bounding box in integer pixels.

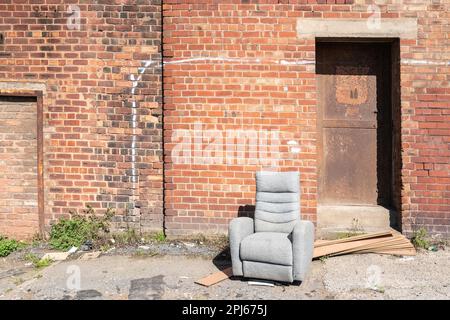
[
  {"left": 292, "top": 220, "right": 315, "bottom": 281},
  {"left": 229, "top": 217, "right": 254, "bottom": 276}
]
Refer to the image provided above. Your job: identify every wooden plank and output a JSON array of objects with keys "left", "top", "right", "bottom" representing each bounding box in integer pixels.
[
  {"left": 333, "top": 233, "right": 415, "bottom": 256},
  {"left": 313, "top": 234, "right": 395, "bottom": 258},
  {"left": 343, "top": 248, "right": 416, "bottom": 256},
  {"left": 195, "top": 267, "right": 233, "bottom": 287},
  {"left": 365, "top": 248, "right": 416, "bottom": 256},
  {"left": 334, "top": 237, "right": 413, "bottom": 255},
  {"left": 358, "top": 240, "right": 415, "bottom": 251},
  {"left": 359, "top": 246, "right": 415, "bottom": 253},
  {"left": 314, "top": 229, "right": 415, "bottom": 258},
  {"left": 366, "top": 243, "right": 413, "bottom": 250},
  {"left": 368, "top": 240, "right": 413, "bottom": 250},
  {"left": 389, "top": 227, "right": 403, "bottom": 235},
  {"left": 314, "top": 231, "right": 392, "bottom": 248},
  {"left": 340, "top": 243, "right": 413, "bottom": 255},
  {"left": 376, "top": 247, "right": 415, "bottom": 254},
  {"left": 332, "top": 235, "right": 408, "bottom": 254}
]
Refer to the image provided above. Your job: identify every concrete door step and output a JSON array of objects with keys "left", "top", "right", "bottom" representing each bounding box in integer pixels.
[{"left": 317, "top": 205, "right": 397, "bottom": 239}]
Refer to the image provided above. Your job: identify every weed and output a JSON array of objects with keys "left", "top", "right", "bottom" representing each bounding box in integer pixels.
[
  {"left": 337, "top": 218, "right": 365, "bottom": 239},
  {"left": 371, "top": 285, "right": 385, "bottom": 293},
  {"left": 152, "top": 231, "right": 166, "bottom": 243},
  {"left": 194, "top": 233, "right": 207, "bottom": 244},
  {"left": 100, "top": 244, "right": 112, "bottom": 252},
  {"left": 411, "top": 227, "right": 429, "bottom": 249},
  {"left": 30, "top": 233, "right": 45, "bottom": 248},
  {"left": 31, "top": 240, "right": 42, "bottom": 248},
  {"left": 24, "top": 253, "right": 53, "bottom": 269},
  {"left": 430, "top": 237, "right": 448, "bottom": 251},
  {"left": 0, "top": 236, "right": 25, "bottom": 257},
  {"left": 206, "top": 234, "right": 229, "bottom": 249},
  {"left": 132, "top": 249, "right": 158, "bottom": 258},
  {"left": 35, "top": 258, "right": 52, "bottom": 269},
  {"left": 182, "top": 233, "right": 228, "bottom": 249},
  {"left": 336, "top": 232, "right": 360, "bottom": 239},
  {"left": 319, "top": 255, "right": 330, "bottom": 263},
  {"left": 112, "top": 228, "right": 140, "bottom": 245},
  {"left": 49, "top": 206, "right": 114, "bottom": 250},
  {"left": 111, "top": 229, "right": 167, "bottom": 246},
  {"left": 32, "top": 232, "right": 44, "bottom": 242}
]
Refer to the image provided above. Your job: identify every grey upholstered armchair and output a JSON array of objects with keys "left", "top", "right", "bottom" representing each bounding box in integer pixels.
[{"left": 229, "top": 171, "right": 314, "bottom": 283}]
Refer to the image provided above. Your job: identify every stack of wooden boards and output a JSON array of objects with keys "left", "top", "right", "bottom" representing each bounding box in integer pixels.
[
  {"left": 313, "top": 229, "right": 416, "bottom": 258},
  {"left": 196, "top": 229, "right": 416, "bottom": 287}
]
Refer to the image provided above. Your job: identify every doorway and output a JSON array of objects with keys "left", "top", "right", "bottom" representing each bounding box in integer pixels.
[
  {"left": 316, "top": 39, "right": 401, "bottom": 234},
  {"left": 0, "top": 92, "right": 44, "bottom": 239}
]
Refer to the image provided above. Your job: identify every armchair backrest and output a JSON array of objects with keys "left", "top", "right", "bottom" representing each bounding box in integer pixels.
[{"left": 254, "top": 171, "right": 300, "bottom": 233}]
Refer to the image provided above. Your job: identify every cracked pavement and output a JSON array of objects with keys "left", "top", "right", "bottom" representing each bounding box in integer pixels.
[{"left": 0, "top": 246, "right": 449, "bottom": 300}]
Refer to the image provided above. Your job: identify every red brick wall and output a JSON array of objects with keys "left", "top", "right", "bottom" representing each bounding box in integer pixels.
[
  {"left": 0, "top": 97, "right": 39, "bottom": 238},
  {"left": 163, "top": 1, "right": 319, "bottom": 236},
  {"left": 397, "top": 1, "right": 450, "bottom": 237},
  {"left": 163, "top": 1, "right": 450, "bottom": 237},
  {"left": 1, "top": 0, "right": 449, "bottom": 239},
  {"left": 0, "top": 1, "right": 163, "bottom": 238}
]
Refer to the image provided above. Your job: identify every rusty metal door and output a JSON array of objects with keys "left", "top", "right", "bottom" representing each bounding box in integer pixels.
[{"left": 316, "top": 42, "right": 391, "bottom": 206}]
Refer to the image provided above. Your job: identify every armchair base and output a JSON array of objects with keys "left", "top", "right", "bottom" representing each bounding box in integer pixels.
[{"left": 243, "top": 261, "right": 294, "bottom": 283}]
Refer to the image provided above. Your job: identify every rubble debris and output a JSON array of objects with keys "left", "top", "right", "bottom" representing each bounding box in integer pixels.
[
  {"left": 80, "top": 240, "right": 93, "bottom": 251},
  {"left": 41, "top": 252, "right": 71, "bottom": 261},
  {"left": 195, "top": 267, "right": 233, "bottom": 287},
  {"left": 248, "top": 280, "right": 275, "bottom": 287},
  {"left": 67, "top": 247, "right": 78, "bottom": 254},
  {"left": 79, "top": 251, "right": 102, "bottom": 260}
]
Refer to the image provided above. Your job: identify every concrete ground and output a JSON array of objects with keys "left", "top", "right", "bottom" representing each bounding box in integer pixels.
[{"left": 0, "top": 244, "right": 449, "bottom": 300}]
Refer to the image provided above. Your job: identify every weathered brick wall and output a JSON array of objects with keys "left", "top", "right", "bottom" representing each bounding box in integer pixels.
[
  {"left": 1, "top": 0, "right": 449, "bottom": 239},
  {"left": 163, "top": 0, "right": 450, "bottom": 237},
  {"left": 0, "top": 97, "right": 38, "bottom": 238},
  {"left": 163, "top": 1, "right": 318, "bottom": 236},
  {"left": 395, "top": 0, "right": 450, "bottom": 237},
  {"left": 0, "top": 0, "right": 163, "bottom": 238}
]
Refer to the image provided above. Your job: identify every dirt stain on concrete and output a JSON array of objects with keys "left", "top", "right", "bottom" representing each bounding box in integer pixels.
[
  {"left": 128, "top": 275, "right": 165, "bottom": 300},
  {"left": 75, "top": 289, "right": 103, "bottom": 300}
]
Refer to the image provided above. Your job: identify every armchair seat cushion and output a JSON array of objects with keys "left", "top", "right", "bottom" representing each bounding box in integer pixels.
[{"left": 240, "top": 232, "right": 293, "bottom": 266}]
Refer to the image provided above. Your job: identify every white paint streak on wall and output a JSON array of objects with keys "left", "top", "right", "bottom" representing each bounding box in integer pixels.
[
  {"left": 164, "top": 57, "right": 257, "bottom": 64},
  {"left": 128, "top": 59, "right": 160, "bottom": 188},
  {"left": 164, "top": 56, "right": 314, "bottom": 66},
  {"left": 402, "top": 59, "right": 450, "bottom": 66},
  {"left": 130, "top": 94, "right": 138, "bottom": 184},
  {"left": 165, "top": 57, "right": 448, "bottom": 68},
  {"left": 279, "top": 59, "right": 314, "bottom": 65}
]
